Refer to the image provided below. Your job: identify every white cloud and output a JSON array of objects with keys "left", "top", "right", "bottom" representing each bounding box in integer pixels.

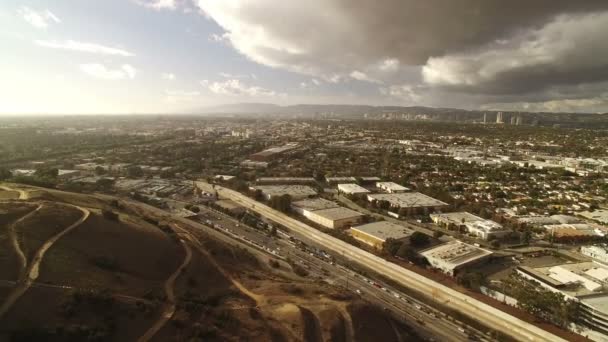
[
  {"left": 35, "top": 40, "right": 135, "bottom": 57},
  {"left": 378, "top": 58, "right": 399, "bottom": 72},
  {"left": 207, "top": 79, "right": 280, "bottom": 97},
  {"left": 162, "top": 72, "right": 176, "bottom": 80},
  {"left": 80, "top": 64, "right": 137, "bottom": 80},
  {"left": 209, "top": 32, "right": 228, "bottom": 43},
  {"left": 17, "top": 7, "right": 60, "bottom": 29},
  {"left": 380, "top": 84, "right": 422, "bottom": 103},
  {"left": 350, "top": 70, "right": 382, "bottom": 84},
  {"left": 134, "top": 0, "right": 178, "bottom": 11},
  {"left": 311, "top": 79, "right": 321, "bottom": 86},
  {"left": 165, "top": 89, "right": 201, "bottom": 102}
]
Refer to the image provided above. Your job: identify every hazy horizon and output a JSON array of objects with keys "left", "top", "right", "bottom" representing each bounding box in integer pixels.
[{"left": 3, "top": 0, "right": 608, "bottom": 114}]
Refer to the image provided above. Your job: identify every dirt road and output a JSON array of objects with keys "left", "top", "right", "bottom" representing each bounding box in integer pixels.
[
  {"left": 0, "top": 205, "right": 90, "bottom": 319},
  {"left": 137, "top": 239, "right": 192, "bottom": 342}
]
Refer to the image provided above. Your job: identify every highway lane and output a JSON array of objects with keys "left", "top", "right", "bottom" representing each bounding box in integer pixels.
[
  {"left": 189, "top": 201, "right": 486, "bottom": 341},
  {"left": 212, "top": 184, "right": 566, "bottom": 342}
]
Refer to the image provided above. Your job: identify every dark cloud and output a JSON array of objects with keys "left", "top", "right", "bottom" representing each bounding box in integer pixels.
[{"left": 197, "top": 0, "right": 608, "bottom": 111}]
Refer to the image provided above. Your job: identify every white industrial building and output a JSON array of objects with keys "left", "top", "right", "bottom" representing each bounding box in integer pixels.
[
  {"left": 367, "top": 192, "right": 448, "bottom": 211},
  {"left": 250, "top": 185, "right": 317, "bottom": 200},
  {"left": 338, "top": 183, "right": 370, "bottom": 195},
  {"left": 517, "top": 262, "right": 608, "bottom": 340},
  {"left": 291, "top": 198, "right": 363, "bottom": 229},
  {"left": 582, "top": 246, "right": 608, "bottom": 265},
  {"left": 431, "top": 212, "right": 509, "bottom": 240},
  {"left": 420, "top": 240, "right": 492, "bottom": 276},
  {"left": 291, "top": 198, "right": 340, "bottom": 215},
  {"left": 349, "top": 221, "right": 414, "bottom": 249},
  {"left": 579, "top": 210, "right": 608, "bottom": 225},
  {"left": 306, "top": 207, "right": 364, "bottom": 229},
  {"left": 376, "top": 181, "right": 409, "bottom": 193}
]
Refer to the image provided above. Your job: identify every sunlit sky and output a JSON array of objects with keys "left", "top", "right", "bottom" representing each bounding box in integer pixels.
[{"left": 3, "top": 1, "right": 608, "bottom": 114}]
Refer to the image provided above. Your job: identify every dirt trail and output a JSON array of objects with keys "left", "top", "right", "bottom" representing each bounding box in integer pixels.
[
  {"left": 0, "top": 205, "right": 89, "bottom": 319},
  {"left": 173, "top": 224, "right": 263, "bottom": 304},
  {"left": 7, "top": 204, "right": 43, "bottom": 278},
  {"left": 138, "top": 239, "right": 192, "bottom": 342},
  {"left": 0, "top": 185, "right": 29, "bottom": 200},
  {"left": 336, "top": 304, "right": 355, "bottom": 342}
]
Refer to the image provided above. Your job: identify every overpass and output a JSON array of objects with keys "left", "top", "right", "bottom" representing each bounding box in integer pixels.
[{"left": 208, "top": 183, "right": 567, "bottom": 342}]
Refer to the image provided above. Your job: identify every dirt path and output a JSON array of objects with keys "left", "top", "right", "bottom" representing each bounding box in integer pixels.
[
  {"left": 7, "top": 204, "right": 42, "bottom": 279},
  {"left": 0, "top": 185, "right": 29, "bottom": 200},
  {"left": 173, "top": 224, "right": 264, "bottom": 304},
  {"left": 137, "top": 239, "right": 192, "bottom": 342},
  {"left": 0, "top": 205, "right": 89, "bottom": 319},
  {"left": 336, "top": 305, "right": 355, "bottom": 342}
]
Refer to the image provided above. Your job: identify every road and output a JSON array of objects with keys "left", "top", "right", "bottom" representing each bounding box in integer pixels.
[
  {"left": 212, "top": 183, "right": 566, "bottom": 342},
  {"left": 186, "top": 201, "right": 485, "bottom": 341},
  {"left": 138, "top": 238, "right": 192, "bottom": 342}
]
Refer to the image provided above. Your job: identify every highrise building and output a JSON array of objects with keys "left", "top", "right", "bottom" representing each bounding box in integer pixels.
[{"left": 496, "top": 112, "right": 504, "bottom": 124}]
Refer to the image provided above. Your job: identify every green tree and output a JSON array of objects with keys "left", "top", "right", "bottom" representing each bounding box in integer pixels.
[
  {"left": 0, "top": 167, "right": 11, "bottom": 181},
  {"left": 410, "top": 232, "right": 430, "bottom": 248},
  {"left": 127, "top": 166, "right": 144, "bottom": 178},
  {"left": 383, "top": 238, "right": 403, "bottom": 256}
]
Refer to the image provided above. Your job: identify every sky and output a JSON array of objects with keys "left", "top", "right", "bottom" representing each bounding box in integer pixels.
[{"left": 2, "top": 0, "right": 608, "bottom": 114}]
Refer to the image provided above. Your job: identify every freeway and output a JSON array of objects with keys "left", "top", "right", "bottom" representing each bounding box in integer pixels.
[
  {"left": 211, "top": 183, "right": 567, "bottom": 342},
  {"left": 186, "top": 200, "right": 488, "bottom": 341}
]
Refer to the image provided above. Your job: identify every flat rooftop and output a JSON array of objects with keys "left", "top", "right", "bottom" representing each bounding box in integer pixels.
[
  {"left": 351, "top": 221, "right": 414, "bottom": 241},
  {"left": 338, "top": 183, "right": 370, "bottom": 194},
  {"left": 368, "top": 192, "right": 448, "bottom": 208},
  {"left": 521, "top": 262, "right": 608, "bottom": 297},
  {"left": 252, "top": 185, "right": 317, "bottom": 198},
  {"left": 432, "top": 212, "right": 483, "bottom": 224},
  {"left": 292, "top": 198, "right": 340, "bottom": 211},
  {"left": 311, "top": 207, "right": 364, "bottom": 221},
  {"left": 421, "top": 240, "right": 492, "bottom": 267},
  {"left": 326, "top": 176, "right": 357, "bottom": 183},
  {"left": 376, "top": 181, "right": 409, "bottom": 192}
]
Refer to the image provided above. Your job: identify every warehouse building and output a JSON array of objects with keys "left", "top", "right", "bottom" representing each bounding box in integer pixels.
[
  {"left": 326, "top": 176, "right": 357, "bottom": 184},
  {"left": 250, "top": 185, "right": 317, "bottom": 201},
  {"left": 291, "top": 198, "right": 340, "bottom": 215},
  {"left": 306, "top": 207, "right": 364, "bottom": 229},
  {"left": 338, "top": 183, "right": 370, "bottom": 195},
  {"left": 517, "top": 262, "right": 608, "bottom": 339},
  {"left": 367, "top": 192, "right": 448, "bottom": 211},
  {"left": 430, "top": 212, "right": 509, "bottom": 240},
  {"left": 249, "top": 143, "right": 298, "bottom": 161},
  {"left": 376, "top": 181, "right": 409, "bottom": 193},
  {"left": 256, "top": 177, "right": 316, "bottom": 185},
  {"left": 350, "top": 221, "right": 415, "bottom": 249},
  {"left": 421, "top": 240, "right": 492, "bottom": 276}
]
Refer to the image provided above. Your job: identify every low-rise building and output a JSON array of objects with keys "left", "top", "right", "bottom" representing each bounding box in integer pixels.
[
  {"left": 250, "top": 185, "right": 317, "bottom": 201},
  {"left": 367, "top": 192, "right": 449, "bottom": 212},
  {"left": 376, "top": 181, "right": 409, "bottom": 193},
  {"left": 431, "top": 212, "right": 509, "bottom": 240},
  {"left": 338, "top": 183, "right": 370, "bottom": 195},
  {"left": 581, "top": 246, "right": 608, "bottom": 265},
  {"left": 306, "top": 207, "right": 364, "bottom": 229},
  {"left": 291, "top": 198, "right": 340, "bottom": 215},
  {"left": 350, "top": 221, "right": 414, "bottom": 249},
  {"left": 326, "top": 176, "right": 357, "bottom": 184},
  {"left": 579, "top": 210, "right": 608, "bottom": 225},
  {"left": 420, "top": 240, "right": 493, "bottom": 276},
  {"left": 256, "top": 177, "right": 316, "bottom": 185},
  {"left": 517, "top": 262, "right": 608, "bottom": 339}
]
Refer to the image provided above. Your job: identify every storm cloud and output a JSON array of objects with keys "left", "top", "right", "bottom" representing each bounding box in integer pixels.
[{"left": 197, "top": 0, "right": 608, "bottom": 111}]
